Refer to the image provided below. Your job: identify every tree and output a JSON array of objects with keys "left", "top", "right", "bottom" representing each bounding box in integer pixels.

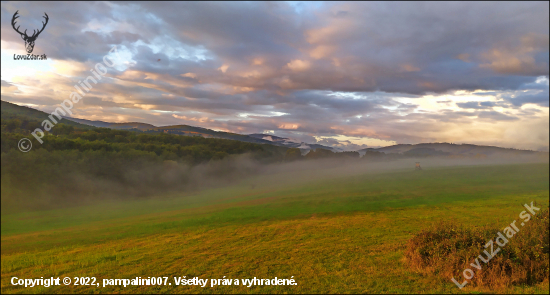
[
  {"left": 6, "top": 119, "right": 21, "bottom": 132},
  {"left": 305, "top": 148, "right": 334, "bottom": 160},
  {"left": 285, "top": 148, "right": 302, "bottom": 161}
]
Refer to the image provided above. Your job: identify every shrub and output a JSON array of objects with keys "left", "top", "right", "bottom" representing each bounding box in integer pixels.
[{"left": 405, "top": 206, "right": 549, "bottom": 288}]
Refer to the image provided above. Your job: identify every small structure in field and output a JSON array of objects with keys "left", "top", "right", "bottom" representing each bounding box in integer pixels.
[{"left": 415, "top": 162, "right": 422, "bottom": 170}]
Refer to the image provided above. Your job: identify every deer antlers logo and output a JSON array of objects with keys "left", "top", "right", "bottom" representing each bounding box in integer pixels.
[{"left": 11, "top": 10, "right": 49, "bottom": 54}]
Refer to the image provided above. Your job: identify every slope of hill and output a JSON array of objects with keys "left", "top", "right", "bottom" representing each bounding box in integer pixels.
[
  {"left": 149, "top": 125, "right": 274, "bottom": 145},
  {"left": 62, "top": 116, "right": 280, "bottom": 145},
  {"left": 248, "top": 133, "right": 301, "bottom": 146},
  {"left": 3, "top": 100, "right": 543, "bottom": 158},
  {"left": 248, "top": 133, "right": 338, "bottom": 153},
  {"left": 62, "top": 117, "right": 338, "bottom": 153},
  {"left": 62, "top": 117, "right": 156, "bottom": 130},
  {"left": 59, "top": 117, "right": 546, "bottom": 157},
  {"left": 1, "top": 100, "right": 93, "bottom": 130}
]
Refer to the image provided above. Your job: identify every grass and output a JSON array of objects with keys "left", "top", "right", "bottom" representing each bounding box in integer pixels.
[
  {"left": 1, "top": 162, "right": 549, "bottom": 293},
  {"left": 405, "top": 206, "right": 549, "bottom": 289}
]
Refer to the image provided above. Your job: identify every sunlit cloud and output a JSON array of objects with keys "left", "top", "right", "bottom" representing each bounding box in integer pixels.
[{"left": 0, "top": 1, "right": 548, "bottom": 151}]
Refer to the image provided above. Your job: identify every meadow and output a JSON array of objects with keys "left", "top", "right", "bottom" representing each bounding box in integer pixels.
[{"left": 1, "top": 161, "right": 549, "bottom": 294}]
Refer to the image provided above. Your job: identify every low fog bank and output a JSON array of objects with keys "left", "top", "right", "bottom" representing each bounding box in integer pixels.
[
  {"left": 1, "top": 149, "right": 548, "bottom": 213},
  {"left": 252, "top": 152, "right": 549, "bottom": 188}
]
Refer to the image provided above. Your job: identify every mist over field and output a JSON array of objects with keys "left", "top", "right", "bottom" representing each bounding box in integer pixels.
[
  {"left": 2, "top": 147, "right": 547, "bottom": 213},
  {"left": 1, "top": 1, "right": 548, "bottom": 294}
]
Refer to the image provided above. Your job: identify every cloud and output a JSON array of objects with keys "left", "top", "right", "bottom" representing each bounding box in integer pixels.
[
  {"left": 505, "top": 91, "right": 549, "bottom": 107},
  {"left": 218, "top": 64, "right": 229, "bottom": 73},
  {"left": 1, "top": 2, "right": 548, "bottom": 151},
  {"left": 286, "top": 60, "right": 311, "bottom": 71},
  {"left": 456, "top": 102, "right": 490, "bottom": 109},
  {"left": 1, "top": 79, "right": 20, "bottom": 94},
  {"left": 477, "top": 111, "right": 519, "bottom": 121},
  {"left": 479, "top": 33, "right": 549, "bottom": 75}
]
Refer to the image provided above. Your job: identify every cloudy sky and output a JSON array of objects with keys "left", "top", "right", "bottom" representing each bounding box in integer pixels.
[{"left": 1, "top": 1, "right": 548, "bottom": 151}]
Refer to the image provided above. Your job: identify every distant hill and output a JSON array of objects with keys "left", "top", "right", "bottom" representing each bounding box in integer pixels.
[
  {"left": 148, "top": 125, "right": 278, "bottom": 145},
  {"left": 1, "top": 101, "right": 301, "bottom": 149},
  {"left": 62, "top": 116, "right": 286, "bottom": 146},
  {"left": 63, "top": 117, "right": 338, "bottom": 152},
  {"left": 248, "top": 133, "right": 338, "bottom": 153},
  {"left": 3, "top": 100, "right": 543, "bottom": 158},
  {"left": 359, "top": 142, "right": 541, "bottom": 157}
]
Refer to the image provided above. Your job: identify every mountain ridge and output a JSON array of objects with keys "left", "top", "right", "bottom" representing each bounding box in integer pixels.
[
  {"left": 358, "top": 142, "right": 541, "bottom": 157},
  {"left": 1, "top": 100, "right": 545, "bottom": 157},
  {"left": 58, "top": 117, "right": 550, "bottom": 157}
]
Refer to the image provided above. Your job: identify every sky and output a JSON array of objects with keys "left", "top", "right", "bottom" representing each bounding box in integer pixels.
[{"left": 1, "top": 1, "right": 548, "bottom": 151}]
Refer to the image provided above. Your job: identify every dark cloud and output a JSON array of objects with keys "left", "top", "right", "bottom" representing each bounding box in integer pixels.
[
  {"left": 479, "top": 101, "right": 497, "bottom": 107},
  {"left": 1, "top": 79, "right": 16, "bottom": 88},
  {"left": 501, "top": 77, "right": 550, "bottom": 107},
  {"left": 456, "top": 102, "right": 492, "bottom": 109},
  {"left": 5, "top": 1, "right": 547, "bottom": 93},
  {"left": 477, "top": 111, "right": 520, "bottom": 121}
]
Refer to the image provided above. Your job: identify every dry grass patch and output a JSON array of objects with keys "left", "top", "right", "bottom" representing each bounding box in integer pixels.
[{"left": 405, "top": 206, "right": 549, "bottom": 289}]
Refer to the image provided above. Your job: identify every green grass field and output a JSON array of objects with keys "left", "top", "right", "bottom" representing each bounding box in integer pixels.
[{"left": 1, "top": 162, "right": 549, "bottom": 294}]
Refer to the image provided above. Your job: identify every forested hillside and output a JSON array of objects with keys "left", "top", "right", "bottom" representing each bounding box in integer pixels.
[{"left": 1, "top": 101, "right": 287, "bottom": 211}]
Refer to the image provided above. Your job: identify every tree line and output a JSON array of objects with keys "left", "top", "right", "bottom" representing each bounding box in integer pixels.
[{"left": 1, "top": 116, "right": 285, "bottom": 211}]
